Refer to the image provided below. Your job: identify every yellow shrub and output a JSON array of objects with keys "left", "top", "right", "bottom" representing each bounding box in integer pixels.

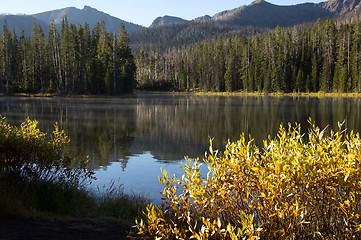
[
  {"left": 132, "top": 119, "right": 361, "bottom": 239},
  {"left": 0, "top": 117, "right": 90, "bottom": 184}
]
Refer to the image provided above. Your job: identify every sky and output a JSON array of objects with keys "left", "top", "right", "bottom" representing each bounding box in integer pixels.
[{"left": 1, "top": 0, "right": 326, "bottom": 27}]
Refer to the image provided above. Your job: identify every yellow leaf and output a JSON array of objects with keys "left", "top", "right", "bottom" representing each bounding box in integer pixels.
[
  {"left": 340, "top": 203, "right": 348, "bottom": 215},
  {"left": 269, "top": 213, "right": 277, "bottom": 218}
]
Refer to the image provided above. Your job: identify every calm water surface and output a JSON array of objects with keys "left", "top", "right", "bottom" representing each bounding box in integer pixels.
[{"left": 1, "top": 93, "right": 361, "bottom": 202}]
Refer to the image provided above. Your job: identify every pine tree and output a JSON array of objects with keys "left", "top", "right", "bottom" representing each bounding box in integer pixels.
[
  {"left": 0, "top": 23, "right": 11, "bottom": 93},
  {"left": 19, "top": 29, "right": 30, "bottom": 91},
  {"left": 320, "top": 19, "right": 336, "bottom": 92},
  {"left": 46, "top": 20, "right": 62, "bottom": 92},
  {"left": 295, "top": 69, "right": 304, "bottom": 92},
  {"left": 215, "top": 37, "right": 225, "bottom": 92},
  {"left": 224, "top": 41, "right": 236, "bottom": 92},
  {"left": 116, "top": 24, "right": 136, "bottom": 93},
  {"left": 30, "top": 20, "right": 46, "bottom": 92},
  {"left": 350, "top": 21, "right": 361, "bottom": 91}
]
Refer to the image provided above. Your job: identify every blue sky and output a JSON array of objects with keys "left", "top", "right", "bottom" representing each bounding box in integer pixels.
[{"left": 2, "top": 0, "right": 326, "bottom": 27}]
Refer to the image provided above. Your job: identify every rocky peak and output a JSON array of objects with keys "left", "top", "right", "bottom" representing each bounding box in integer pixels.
[
  {"left": 150, "top": 15, "right": 187, "bottom": 28},
  {"left": 319, "top": 0, "right": 361, "bottom": 14}
]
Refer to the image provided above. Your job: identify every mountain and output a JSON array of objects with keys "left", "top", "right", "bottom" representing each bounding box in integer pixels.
[
  {"left": 33, "top": 6, "right": 144, "bottom": 33},
  {"left": 129, "top": 0, "right": 361, "bottom": 51},
  {"left": 0, "top": 5, "right": 144, "bottom": 36},
  {"left": 194, "top": 15, "right": 212, "bottom": 22},
  {"left": 319, "top": 0, "right": 361, "bottom": 14},
  {"left": 211, "top": 0, "right": 333, "bottom": 28},
  {"left": 0, "top": 15, "right": 48, "bottom": 36},
  {"left": 1, "top": 0, "right": 360, "bottom": 50},
  {"left": 150, "top": 16, "right": 188, "bottom": 28},
  {"left": 319, "top": 0, "right": 361, "bottom": 20}
]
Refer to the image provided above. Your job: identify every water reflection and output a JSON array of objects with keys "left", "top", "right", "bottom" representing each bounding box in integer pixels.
[
  {"left": 1, "top": 94, "right": 361, "bottom": 169},
  {"left": 93, "top": 152, "right": 203, "bottom": 204},
  {"left": 132, "top": 94, "right": 361, "bottom": 158}
]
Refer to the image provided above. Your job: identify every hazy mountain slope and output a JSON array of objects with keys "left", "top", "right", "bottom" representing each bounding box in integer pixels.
[
  {"left": 0, "top": 5, "right": 143, "bottom": 36},
  {"left": 0, "top": 0, "right": 360, "bottom": 50},
  {"left": 130, "top": 0, "right": 361, "bottom": 51},
  {"left": 33, "top": 6, "right": 144, "bottom": 33},
  {"left": 0, "top": 15, "right": 48, "bottom": 36},
  {"left": 210, "top": 0, "right": 360, "bottom": 26},
  {"left": 129, "top": 21, "right": 260, "bottom": 51},
  {"left": 150, "top": 16, "right": 188, "bottom": 28},
  {"left": 129, "top": 0, "right": 334, "bottom": 50},
  {"left": 211, "top": 0, "right": 333, "bottom": 28}
]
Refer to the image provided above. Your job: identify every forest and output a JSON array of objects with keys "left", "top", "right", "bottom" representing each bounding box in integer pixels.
[
  {"left": 129, "top": 20, "right": 261, "bottom": 52},
  {"left": 0, "top": 18, "right": 361, "bottom": 94},
  {"left": 0, "top": 18, "right": 136, "bottom": 95},
  {"left": 135, "top": 19, "right": 361, "bottom": 93}
]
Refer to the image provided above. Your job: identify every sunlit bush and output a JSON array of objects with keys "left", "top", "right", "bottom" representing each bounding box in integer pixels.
[
  {"left": 0, "top": 117, "right": 148, "bottom": 219},
  {"left": 133, "top": 119, "right": 361, "bottom": 239},
  {"left": 0, "top": 117, "right": 91, "bottom": 184}
]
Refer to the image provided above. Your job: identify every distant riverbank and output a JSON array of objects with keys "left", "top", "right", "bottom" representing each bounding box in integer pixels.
[{"left": 3, "top": 90, "right": 361, "bottom": 99}]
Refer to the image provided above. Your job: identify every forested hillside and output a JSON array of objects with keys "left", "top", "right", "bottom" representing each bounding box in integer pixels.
[
  {"left": 135, "top": 19, "right": 361, "bottom": 93},
  {"left": 128, "top": 0, "right": 361, "bottom": 51},
  {"left": 0, "top": 0, "right": 361, "bottom": 95},
  {"left": 129, "top": 21, "right": 261, "bottom": 52},
  {"left": 0, "top": 19, "right": 136, "bottom": 95}
]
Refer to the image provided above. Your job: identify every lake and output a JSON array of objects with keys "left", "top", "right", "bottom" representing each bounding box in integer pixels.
[{"left": 1, "top": 93, "right": 361, "bottom": 203}]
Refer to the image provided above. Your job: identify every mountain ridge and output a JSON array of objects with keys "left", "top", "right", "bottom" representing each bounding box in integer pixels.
[
  {"left": 209, "top": 0, "right": 333, "bottom": 27},
  {"left": 319, "top": 0, "right": 361, "bottom": 13},
  {"left": 0, "top": 14, "right": 48, "bottom": 36},
  {"left": 128, "top": 0, "right": 361, "bottom": 50},
  {"left": 33, "top": 5, "right": 144, "bottom": 32},
  {"left": 150, "top": 16, "right": 188, "bottom": 28},
  {"left": 0, "top": 5, "right": 144, "bottom": 36},
  {"left": 0, "top": 0, "right": 360, "bottom": 50}
]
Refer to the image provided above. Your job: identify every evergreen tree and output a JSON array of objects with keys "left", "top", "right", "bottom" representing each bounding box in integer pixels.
[
  {"left": 350, "top": 21, "right": 361, "bottom": 91},
  {"left": 116, "top": 24, "right": 136, "bottom": 93},
  {"left": 19, "top": 29, "right": 30, "bottom": 91},
  {"left": 320, "top": 19, "right": 336, "bottom": 92},
  {"left": 30, "top": 20, "right": 46, "bottom": 92},
  {"left": 0, "top": 24, "right": 11, "bottom": 93},
  {"left": 46, "top": 20, "right": 62, "bottom": 92}
]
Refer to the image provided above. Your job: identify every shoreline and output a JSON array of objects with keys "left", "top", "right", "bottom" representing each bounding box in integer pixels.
[{"left": 2, "top": 90, "right": 361, "bottom": 98}]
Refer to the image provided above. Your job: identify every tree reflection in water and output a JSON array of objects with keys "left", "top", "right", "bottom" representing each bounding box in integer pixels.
[{"left": 0, "top": 94, "right": 361, "bottom": 172}]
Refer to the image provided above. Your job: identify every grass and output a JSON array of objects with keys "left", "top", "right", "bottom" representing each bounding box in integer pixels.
[
  {"left": 0, "top": 172, "right": 148, "bottom": 223},
  {"left": 193, "top": 90, "right": 361, "bottom": 97},
  {"left": 3, "top": 90, "right": 361, "bottom": 99},
  {"left": 0, "top": 92, "right": 138, "bottom": 99}
]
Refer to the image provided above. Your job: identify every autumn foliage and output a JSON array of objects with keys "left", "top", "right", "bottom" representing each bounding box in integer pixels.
[
  {"left": 0, "top": 117, "right": 89, "bottom": 184},
  {"left": 133, "top": 119, "right": 361, "bottom": 239}
]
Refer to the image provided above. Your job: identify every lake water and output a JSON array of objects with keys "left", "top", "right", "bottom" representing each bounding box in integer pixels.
[{"left": 1, "top": 93, "right": 361, "bottom": 203}]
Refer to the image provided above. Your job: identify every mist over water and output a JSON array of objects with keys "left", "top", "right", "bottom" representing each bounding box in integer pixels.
[{"left": 1, "top": 93, "right": 361, "bottom": 201}]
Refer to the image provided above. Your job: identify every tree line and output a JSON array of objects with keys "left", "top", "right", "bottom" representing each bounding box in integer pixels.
[
  {"left": 135, "top": 19, "right": 361, "bottom": 93},
  {"left": 0, "top": 19, "right": 136, "bottom": 95}
]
